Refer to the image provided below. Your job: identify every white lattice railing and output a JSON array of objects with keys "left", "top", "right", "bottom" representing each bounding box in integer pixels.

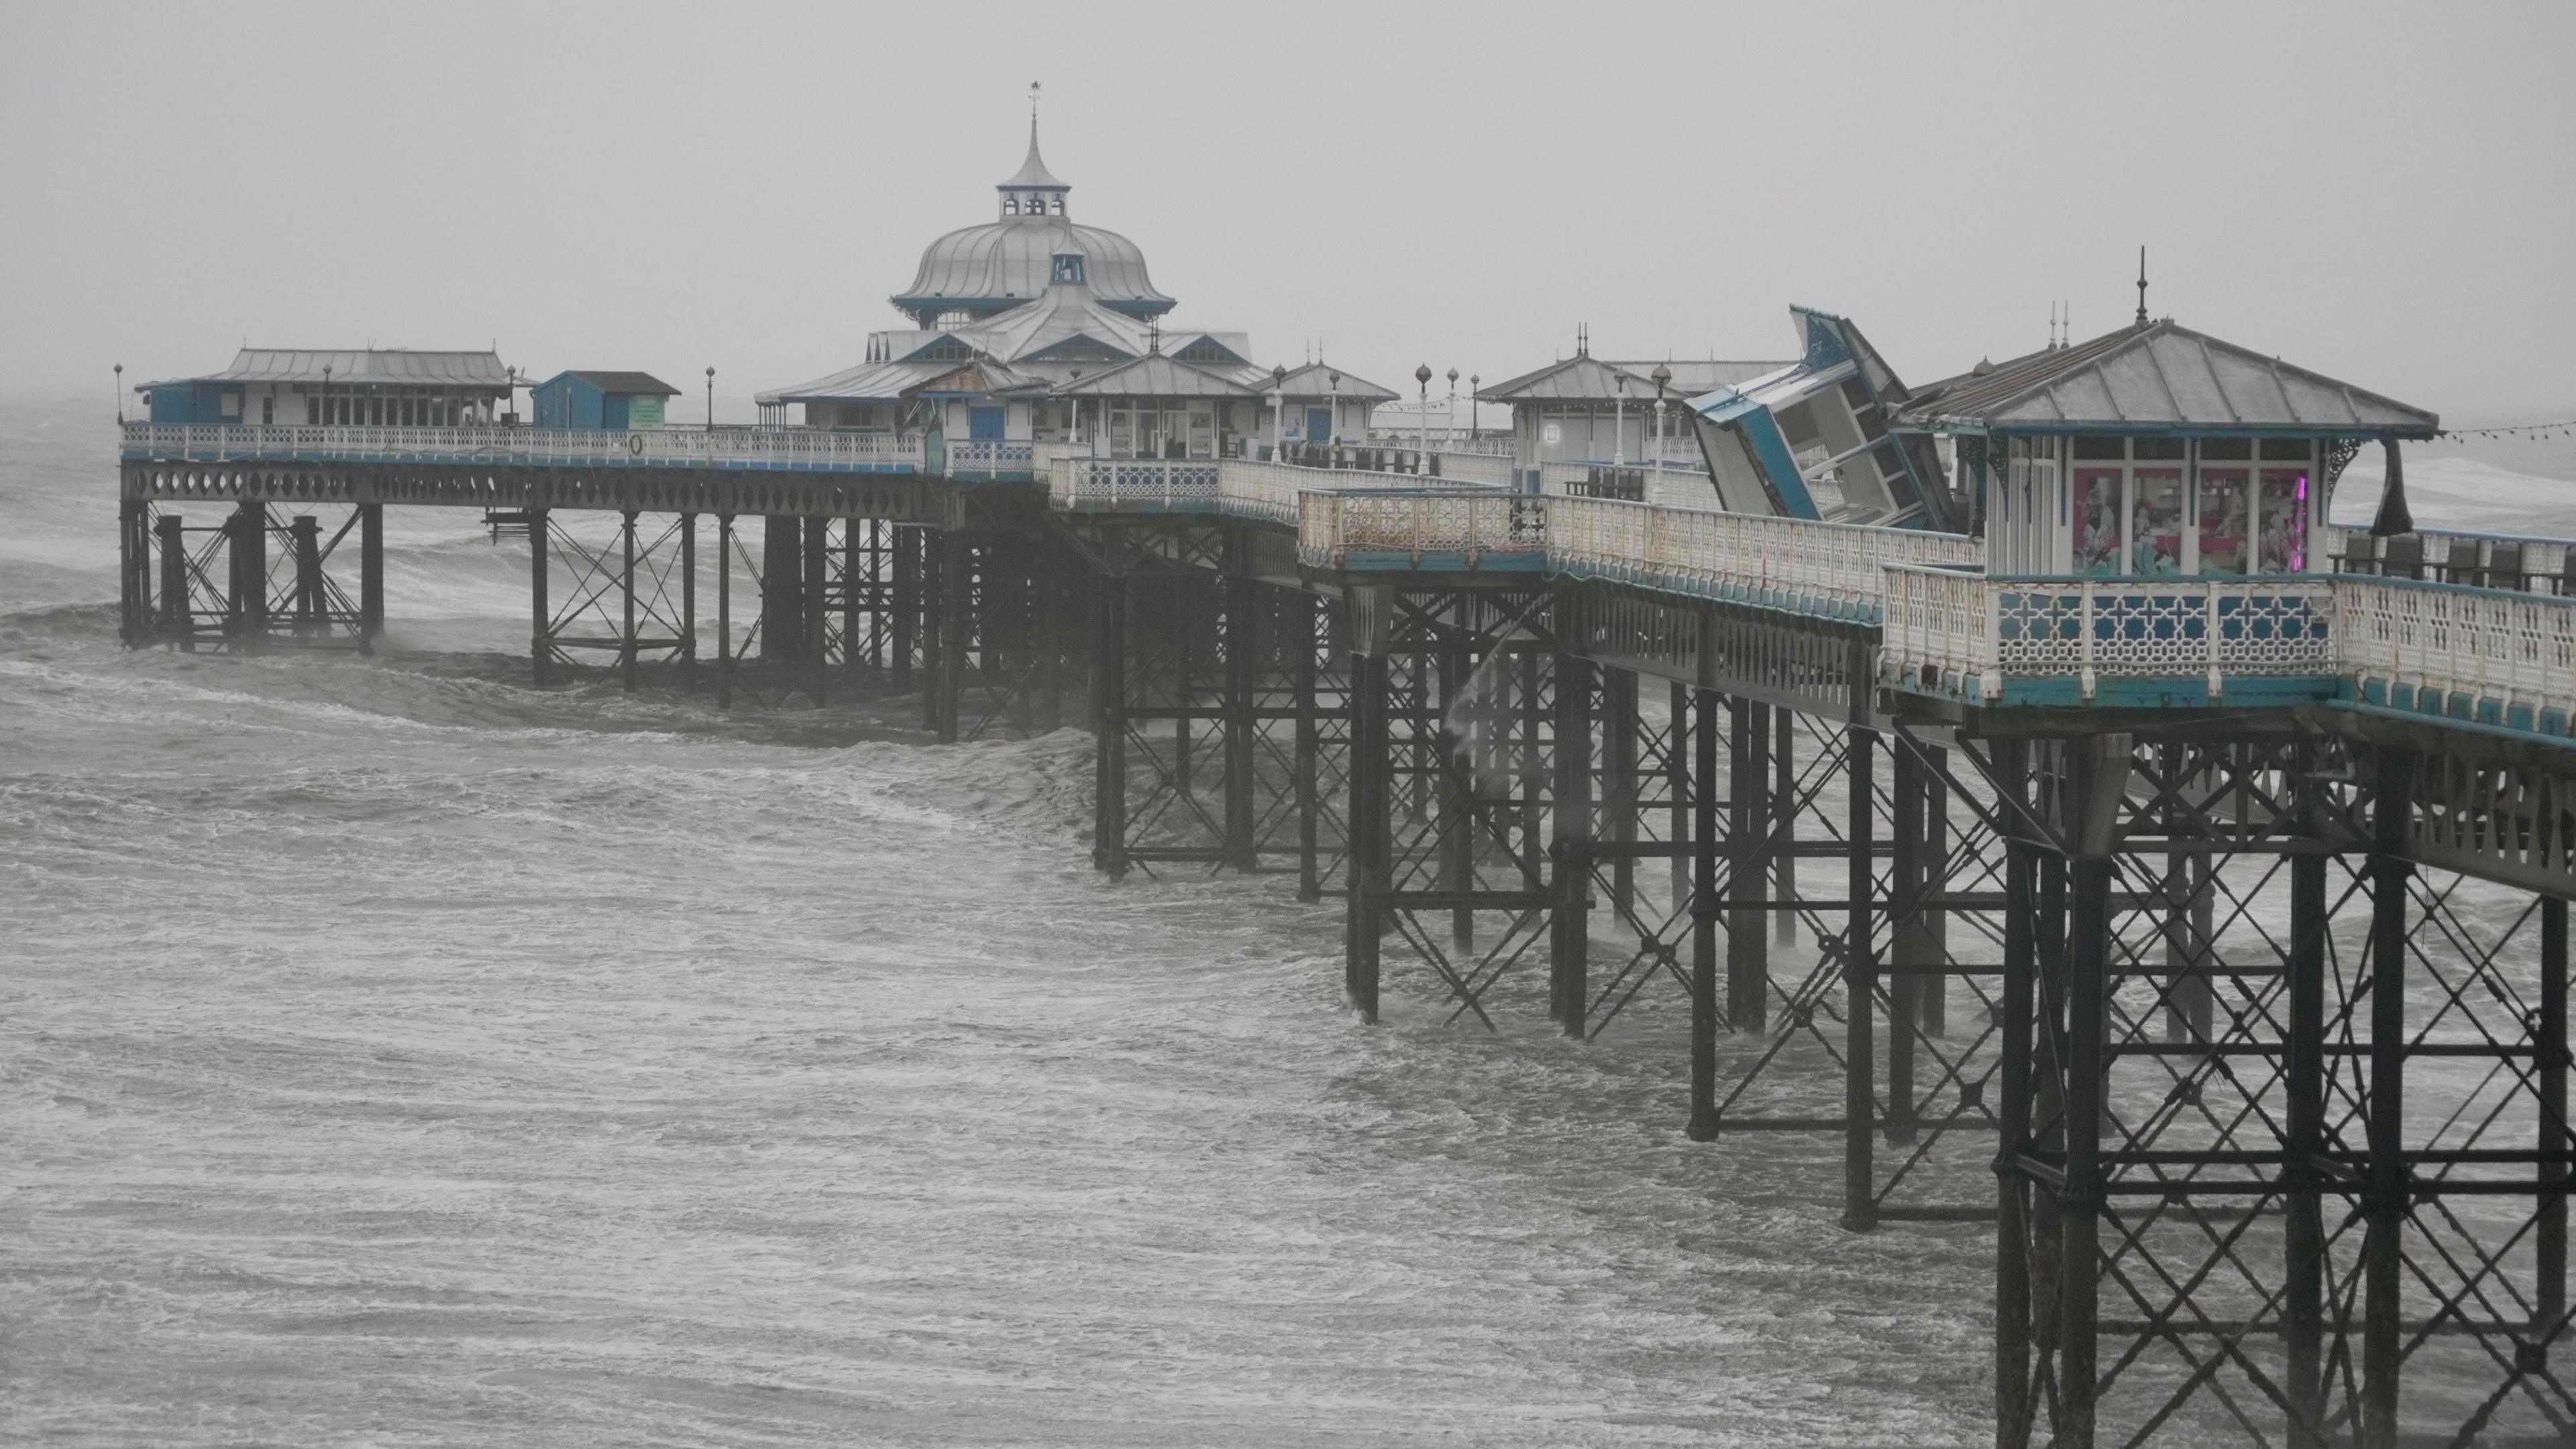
[
  {"left": 1222, "top": 459, "right": 1505, "bottom": 524},
  {"left": 1882, "top": 567, "right": 2339, "bottom": 701},
  {"left": 2338, "top": 577, "right": 2576, "bottom": 724},
  {"left": 1048, "top": 456, "right": 1222, "bottom": 510},
  {"left": 942, "top": 437, "right": 1037, "bottom": 474},
  {"left": 1551, "top": 498, "right": 1980, "bottom": 621},
  {"left": 121, "top": 422, "right": 925, "bottom": 470},
  {"left": 1298, "top": 490, "right": 1548, "bottom": 568}
]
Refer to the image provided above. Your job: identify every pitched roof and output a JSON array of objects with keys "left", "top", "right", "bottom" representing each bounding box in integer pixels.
[
  {"left": 1476, "top": 354, "right": 1780, "bottom": 405},
  {"left": 155, "top": 347, "right": 510, "bottom": 389},
  {"left": 757, "top": 358, "right": 955, "bottom": 405},
  {"left": 1896, "top": 319, "right": 2438, "bottom": 435},
  {"left": 555, "top": 370, "right": 679, "bottom": 396},
  {"left": 1265, "top": 361, "right": 1399, "bottom": 402},
  {"left": 1051, "top": 352, "right": 1259, "bottom": 398}
]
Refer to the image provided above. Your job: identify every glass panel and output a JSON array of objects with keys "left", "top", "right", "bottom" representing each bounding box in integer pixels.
[
  {"left": 2200, "top": 437, "right": 2253, "bottom": 461},
  {"left": 2258, "top": 468, "right": 2310, "bottom": 572},
  {"left": 2073, "top": 436, "right": 2126, "bottom": 461},
  {"left": 2072, "top": 468, "right": 2122, "bottom": 574},
  {"left": 2134, "top": 437, "right": 2186, "bottom": 460},
  {"left": 2259, "top": 438, "right": 2314, "bottom": 461},
  {"left": 2198, "top": 468, "right": 2250, "bottom": 574},
  {"left": 1108, "top": 407, "right": 1132, "bottom": 458},
  {"left": 2131, "top": 468, "right": 2185, "bottom": 575}
]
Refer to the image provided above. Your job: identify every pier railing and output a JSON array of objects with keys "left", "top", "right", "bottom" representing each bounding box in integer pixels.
[
  {"left": 2338, "top": 575, "right": 2576, "bottom": 728},
  {"left": 121, "top": 422, "right": 926, "bottom": 472},
  {"left": 1882, "top": 567, "right": 2341, "bottom": 704},
  {"left": 1297, "top": 489, "right": 1548, "bottom": 570},
  {"left": 1049, "top": 457, "right": 1222, "bottom": 511},
  {"left": 1549, "top": 497, "right": 1978, "bottom": 621}
]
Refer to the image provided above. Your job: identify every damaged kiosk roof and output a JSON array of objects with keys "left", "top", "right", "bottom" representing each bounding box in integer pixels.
[{"left": 1683, "top": 307, "right": 1960, "bottom": 533}]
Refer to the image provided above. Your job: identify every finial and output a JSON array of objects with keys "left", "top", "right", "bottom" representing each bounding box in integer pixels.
[
  {"left": 2135, "top": 246, "right": 2149, "bottom": 326},
  {"left": 1030, "top": 80, "right": 1040, "bottom": 129}
]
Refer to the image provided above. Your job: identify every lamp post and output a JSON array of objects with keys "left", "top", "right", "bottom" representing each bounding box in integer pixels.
[
  {"left": 1469, "top": 374, "right": 1479, "bottom": 444},
  {"left": 1415, "top": 363, "right": 1432, "bottom": 464},
  {"left": 1270, "top": 364, "right": 1287, "bottom": 458},
  {"left": 113, "top": 363, "right": 123, "bottom": 425},
  {"left": 1612, "top": 372, "right": 1628, "bottom": 469},
  {"left": 1328, "top": 370, "right": 1340, "bottom": 447},
  {"left": 323, "top": 364, "right": 333, "bottom": 427},
  {"left": 706, "top": 366, "right": 716, "bottom": 433},
  {"left": 1651, "top": 362, "right": 1672, "bottom": 485},
  {"left": 1444, "top": 368, "right": 1459, "bottom": 450}
]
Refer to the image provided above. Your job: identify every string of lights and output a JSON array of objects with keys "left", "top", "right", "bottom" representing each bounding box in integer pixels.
[{"left": 2434, "top": 418, "right": 2576, "bottom": 443}]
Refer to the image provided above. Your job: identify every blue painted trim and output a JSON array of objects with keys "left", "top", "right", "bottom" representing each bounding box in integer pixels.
[{"left": 1735, "top": 409, "right": 1821, "bottom": 519}]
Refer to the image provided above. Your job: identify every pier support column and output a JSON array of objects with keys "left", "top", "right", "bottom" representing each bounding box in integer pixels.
[
  {"left": 2285, "top": 761, "right": 2329, "bottom": 1449},
  {"left": 2361, "top": 746, "right": 2418, "bottom": 1449},
  {"left": 1295, "top": 593, "right": 1323, "bottom": 904},
  {"left": 934, "top": 531, "right": 967, "bottom": 743},
  {"left": 1670, "top": 682, "right": 1691, "bottom": 910},
  {"left": 619, "top": 508, "right": 640, "bottom": 692},
  {"left": 1222, "top": 538, "right": 1257, "bottom": 873},
  {"left": 2539, "top": 896, "right": 2569, "bottom": 1356},
  {"left": 1550, "top": 649, "right": 1593, "bottom": 1035},
  {"left": 919, "top": 531, "right": 945, "bottom": 734},
  {"left": 803, "top": 515, "right": 828, "bottom": 706},
  {"left": 2056, "top": 734, "right": 2131, "bottom": 1448},
  {"left": 1091, "top": 567, "right": 1128, "bottom": 878},
  {"left": 119, "top": 498, "right": 150, "bottom": 647},
  {"left": 1728, "top": 696, "right": 1770, "bottom": 1032},
  {"left": 289, "top": 514, "right": 323, "bottom": 639},
  {"left": 715, "top": 513, "right": 735, "bottom": 709},
  {"left": 1888, "top": 739, "right": 1927, "bottom": 1144},
  {"left": 156, "top": 513, "right": 191, "bottom": 651},
  {"left": 1438, "top": 618, "right": 1473, "bottom": 951},
  {"left": 1346, "top": 648, "right": 1391, "bottom": 1023},
  {"left": 1841, "top": 722, "right": 1877, "bottom": 1232},
  {"left": 1994, "top": 738, "right": 2038, "bottom": 1448},
  {"left": 528, "top": 506, "right": 550, "bottom": 684},
  {"left": 358, "top": 502, "right": 383, "bottom": 656},
  {"left": 1775, "top": 704, "right": 1798, "bottom": 944},
  {"left": 226, "top": 500, "right": 268, "bottom": 649},
  {"left": 1604, "top": 667, "right": 1639, "bottom": 921},
  {"left": 892, "top": 525, "right": 917, "bottom": 694},
  {"left": 677, "top": 512, "right": 696, "bottom": 691},
  {"left": 839, "top": 519, "right": 861, "bottom": 684},
  {"left": 1688, "top": 688, "right": 1721, "bottom": 1139}
]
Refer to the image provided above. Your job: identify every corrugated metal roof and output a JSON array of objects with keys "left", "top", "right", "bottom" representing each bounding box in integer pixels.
[
  {"left": 1479, "top": 355, "right": 1782, "bottom": 404},
  {"left": 893, "top": 217, "right": 1170, "bottom": 317},
  {"left": 1051, "top": 353, "right": 1259, "bottom": 398},
  {"left": 162, "top": 347, "right": 510, "bottom": 388},
  {"left": 757, "top": 359, "right": 954, "bottom": 405},
  {"left": 1897, "top": 320, "right": 2438, "bottom": 435},
  {"left": 557, "top": 370, "right": 679, "bottom": 396},
  {"left": 1264, "top": 361, "right": 1398, "bottom": 402}
]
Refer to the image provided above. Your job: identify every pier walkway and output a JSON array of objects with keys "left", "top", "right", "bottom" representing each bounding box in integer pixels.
[{"left": 113, "top": 419, "right": 2576, "bottom": 1448}]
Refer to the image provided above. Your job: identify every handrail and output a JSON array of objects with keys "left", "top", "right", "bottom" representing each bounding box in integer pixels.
[
  {"left": 121, "top": 421, "right": 925, "bottom": 470},
  {"left": 1298, "top": 489, "right": 1546, "bottom": 568},
  {"left": 1551, "top": 497, "right": 1979, "bottom": 621}
]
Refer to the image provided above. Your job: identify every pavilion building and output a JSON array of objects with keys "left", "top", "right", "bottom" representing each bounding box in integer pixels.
[
  {"left": 758, "top": 121, "right": 1393, "bottom": 462},
  {"left": 138, "top": 347, "right": 513, "bottom": 428}
]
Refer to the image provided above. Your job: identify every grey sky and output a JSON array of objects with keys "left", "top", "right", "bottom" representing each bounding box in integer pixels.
[{"left": 5, "top": 2, "right": 2570, "bottom": 420}]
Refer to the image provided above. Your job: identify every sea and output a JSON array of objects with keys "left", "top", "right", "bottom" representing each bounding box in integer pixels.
[{"left": 5, "top": 393, "right": 2573, "bottom": 1446}]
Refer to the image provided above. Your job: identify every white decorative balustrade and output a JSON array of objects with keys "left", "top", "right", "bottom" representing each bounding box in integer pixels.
[
  {"left": 122, "top": 422, "right": 925, "bottom": 472},
  {"left": 2337, "top": 577, "right": 2576, "bottom": 728},
  {"left": 1550, "top": 498, "right": 1980, "bottom": 621},
  {"left": 1298, "top": 490, "right": 1548, "bottom": 570},
  {"left": 1048, "top": 456, "right": 1222, "bottom": 511},
  {"left": 1882, "top": 568, "right": 2342, "bottom": 704}
]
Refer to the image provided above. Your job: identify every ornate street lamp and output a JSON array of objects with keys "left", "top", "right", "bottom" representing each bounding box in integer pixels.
[
  {"left": 1328, "top": 370, "right": 1341, "bottom": 447},
  {"left": 323, "top": 363, "right": 333, "bottom": 427},
  {"left": 1445, "top": 367, "right": 1459, "bottom": 449},
  {"left": 1612, "top": 371, "right": 1629, "bottom": 470},
  {"left": 706, "top": 366, "right": 716, "bottom": 433},
  {"left": 1651, "top": 361, "right": 1672, "bottom": 484},
  {"left": 1415, "top": 363, "right": 1433, "bottom": 464},
  {"left": 113, "top": 363, "right": 123, "bottom": 425},
  {"left": 1469, "top": 374, "right": 1479, "bottom": 443},
  {"left": 1270, "top": 363, "right": 1287, "bottom": 457}
]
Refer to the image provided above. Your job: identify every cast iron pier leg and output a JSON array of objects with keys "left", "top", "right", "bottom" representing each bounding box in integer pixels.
[
  {"left": 619, "top": 508, "right": 640, "bottom": 692},
  {"left": 156, "top": 513, "right": 190, "bottom": 650},
  {"left": 1688, "top": 688, "right": 1720, "bottom": 1139},
  {"left": 1092, "top": 568, "right": 1128, "bottom": 878},
  {"left": 529, "top": 505, "right": 550, "bottom": 685},
  {"left": 1347, "top": 649, "right": 1389, "bottom": 1023},
  {"left": 1729, "top": 696, "right": 1770, "bottom": 1032},
  {"left": 1841, "top": 722, "right": 1877, "bottom": 1231},
  {"left": 2362, "top": 747, "right": 2418, "bottom": 1449},
  {"left": 1551, "top": 649, "right": 1593, "bottom": 1035},
  {"left": 359, "top": 502, "right": 383, "bottom": 656},
  {"left": 716, "top": 514, "right": 735, "bottom": 708}
]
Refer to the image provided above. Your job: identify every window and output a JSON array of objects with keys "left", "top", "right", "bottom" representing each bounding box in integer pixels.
[
  {"left": 2198, "top": 468, "right": 2249, "bottom": 574},
  {"left": 2131, "top": 468, "right": 2184, "bottom": 574},
  {"left": 2257, "top": 468, "right": 2310, "bottom": 571},
  {"left": 2072, "top": 468, "right": 2122, "bottom": 573},
  {"left": 260, "top": 396, "right": 274, "bottom": 425}
]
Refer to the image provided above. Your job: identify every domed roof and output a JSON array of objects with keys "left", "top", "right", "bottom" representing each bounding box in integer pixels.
[{"left": 890, "top": 123, "right": 1175, "bottom": 326}]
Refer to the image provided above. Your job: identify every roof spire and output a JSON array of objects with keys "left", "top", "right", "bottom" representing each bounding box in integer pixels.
[
  {"left": 998, "top": 82, "right": 1069, "bottom": 215},
  {"left": 2135, "top": 246, "right": 2149, "bottom": 326}
]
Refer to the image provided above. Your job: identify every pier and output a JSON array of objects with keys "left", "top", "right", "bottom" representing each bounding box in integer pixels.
[{"left": 103, "top": 129, "right": 2576, "bottom": 1449}]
